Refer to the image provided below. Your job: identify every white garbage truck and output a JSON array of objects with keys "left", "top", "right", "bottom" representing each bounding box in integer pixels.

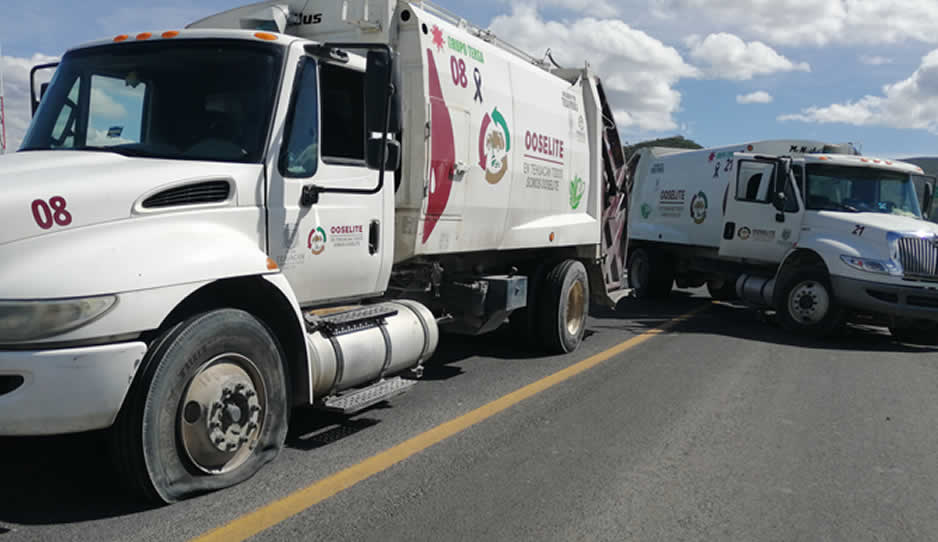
[
  {"left": 0, "top": 1, "right": 630, "bottom": 502},
  {"left": 626, "top": 139, "right": 938, "bottom": 342}
]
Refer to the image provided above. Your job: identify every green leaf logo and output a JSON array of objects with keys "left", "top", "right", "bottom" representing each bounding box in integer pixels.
[{"left": 570, "top": 176, "right": 585, "bottom": 209}]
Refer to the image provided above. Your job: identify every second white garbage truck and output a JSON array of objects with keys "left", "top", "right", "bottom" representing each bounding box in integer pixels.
[
  {"left": 627, "top": 139, "right": 938, "bottom": 342},
  {"left": 0, "top": 0, "right": 630, "bottom": 502}
]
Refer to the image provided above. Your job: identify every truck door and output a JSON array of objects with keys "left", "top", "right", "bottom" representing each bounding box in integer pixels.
[
  {"left": 267, "top": 57, "right": 386, "bottom": 306},
  {"left": 719, "top": 157, "right": 803, "bottom": 263}
]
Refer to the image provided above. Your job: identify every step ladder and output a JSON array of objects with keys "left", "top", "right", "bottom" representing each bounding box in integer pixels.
[{"left": 319, "top": 377, "right": 418, "bottom": 415}]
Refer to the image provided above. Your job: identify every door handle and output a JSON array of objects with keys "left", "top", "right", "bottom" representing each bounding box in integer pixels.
[
  {"left": 451, "top": 161, "right": 470, "bottom": 181},
  {"left": 369, "top": 220, "right": 380, "bottom": 255}
]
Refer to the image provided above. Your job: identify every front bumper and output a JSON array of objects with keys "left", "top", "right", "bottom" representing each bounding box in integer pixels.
[
  {"left": 0, "top": 342, "right": 147, "bottom": 435},
  {"left": 831, "top": 275, "right": 938, "bottom": 322}
]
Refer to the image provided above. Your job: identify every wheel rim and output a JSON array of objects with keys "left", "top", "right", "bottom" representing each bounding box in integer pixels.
[
  {"left": 566, "top": 280, "right": 586, "bottom": 336},
  {"left": 787, "top": 280, "right": 830, "bottom": 325},
  {"left": 629, "top": 255, "right": 647, "bottom": 289},
  {"left": 178, "top": 353, "right": 267, "bottom": 475}
]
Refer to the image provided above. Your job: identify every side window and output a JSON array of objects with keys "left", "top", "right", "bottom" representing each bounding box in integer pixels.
[
  {"left": 280, "top": 59, "right": 319, "bottom": 178},
  {"left": 319, "top": 63, "right": 365, "bottom": 163},
  {"left": 87, "top": 74, "right": 146, "bottom": 146},
  {"left": 792, "top": 165, "right": 805, "bottom": 195},
  {"left": 736, "top": 160, "right": 776, "bottom": 203}
]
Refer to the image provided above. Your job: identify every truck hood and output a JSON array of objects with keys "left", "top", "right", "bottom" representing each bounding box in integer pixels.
[
  {"left": 805, "top": 210, "right": 938, "bottom": 236},
  {"left": 0, "top": 151, "right": 263, "bottom": 247},
  {"left": 804, "top": 210, "right": 938, "bottom": 258}
]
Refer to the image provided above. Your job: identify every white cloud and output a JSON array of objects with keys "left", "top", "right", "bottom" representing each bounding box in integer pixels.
[
  {"left": 859, "top": 55, "right": 893, "bottom": 66},
  {"left": 686, "top": 33, "right": 810, "bottom": 80},
  {"left": 652, "top": 0, "right": 938, "bottom": 47},
  {"left": 737, "top": 91, "right": 773, "bottom": 104},
  {"left": 522, "top": 0, "right": 620, "bottom": 17},
  {"left": 779, "top": 49, "right": 938, "bottom": 133},
  {"left": 1, "top": 53, "right": 58, "bottom": 152},
  {"left": 489, "top": 5, "right": 698, "bottom": 133}
]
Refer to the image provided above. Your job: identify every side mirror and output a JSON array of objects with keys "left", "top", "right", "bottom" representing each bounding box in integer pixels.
[
  {"left": 30, "top": 62, "right": 60, "bottom": 116},
  {"left": 923, "top": 182, "right": 934, "bottom": 218},
  {"left": 365, "top": 50, "right": 401, "bottom": 135},
  {"left": 367, "top": 138, "right": 401, "bottom": 171},
  {"left": 773, "top": 191, "right": 786, "bottom": 212}
]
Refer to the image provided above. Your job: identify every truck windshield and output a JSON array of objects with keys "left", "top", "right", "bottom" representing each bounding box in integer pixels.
[
  {"left": 804, "top": 163, "right": 922, "bottom": 218},
  {"left": 21, "top": 39, "right": 284, "bottom": 163}
]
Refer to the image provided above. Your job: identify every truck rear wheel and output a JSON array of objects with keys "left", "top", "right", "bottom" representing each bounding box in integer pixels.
[
  {"left": 775, "top": 267, "right": 845, "bottom": 337},
  {"left": 889, "top": 321, "right": 938, "bottom": 345},
  {"left": 111, "top": 309, "right": 288, "bottom": 503},
  {"left": 627, "top": 248, "right": 673, "bottom": 298},
  {"left": 537, "top": 260, "right": 589, "bottom": 354}
]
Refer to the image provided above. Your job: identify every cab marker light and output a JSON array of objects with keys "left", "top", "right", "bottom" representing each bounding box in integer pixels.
[
  {"left": 114, "top": 35, "right": 129, "bottom": 42},
  {"left": 162, "top": 31, "right": 180, "bottom": 39},
  {"left": 254, "top": 32, "right": 278, "bottom": 41},
  {"left": 136, "top": 32, "right": 152, "bottom": 40}
]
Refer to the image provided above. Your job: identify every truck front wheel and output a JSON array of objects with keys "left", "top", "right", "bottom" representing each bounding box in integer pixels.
[
  {"left": 627, "top": 248, "right": 673, "bottom": 298},
  {"left": 775, "top": 267, "right": 845, "bottom": 336},
  {"left": 112, "top": 309, "right": 288, "bottom": 503},
  {"left": 537, "top": 260, "right": 589, "bottom": 353}
]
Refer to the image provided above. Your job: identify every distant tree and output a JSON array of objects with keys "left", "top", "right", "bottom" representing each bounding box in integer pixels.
[{"left": 623, "top": 136, "right": 702, "bottom": 160}]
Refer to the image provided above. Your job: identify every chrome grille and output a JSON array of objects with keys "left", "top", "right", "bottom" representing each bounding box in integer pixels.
[{"left": 897, "top": 236, "right": 938, "bottom": 278}]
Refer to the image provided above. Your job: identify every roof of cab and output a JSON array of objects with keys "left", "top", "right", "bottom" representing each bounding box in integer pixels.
[
  {"left": 801, "top": 153, "right": 925, "bottom": 174},
  {"left": 68, "top": 28, "right": 298, "bottom": 54}
]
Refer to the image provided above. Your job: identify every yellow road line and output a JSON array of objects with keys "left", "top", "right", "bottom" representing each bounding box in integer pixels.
[{"left": 192, "top": 304, "right": 709, "bottom": 542}]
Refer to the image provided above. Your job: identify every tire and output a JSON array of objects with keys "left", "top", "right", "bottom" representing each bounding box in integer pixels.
[
  {"left": 627, "top": 248, "right": 673, "bottom": 299},
  {"left": 111, "top": 309, "right": 289, "bottom": 503},
  {"left": 889, "top": 321, "right": 938, "bottom": 345},
  {"left": 775, "top": 266, "right": 845, "bottom": 337},
  {"left": 706, "top": 278, "right": 738, "bottom": 301},
  {"left": 536, "top": 260, "right": 589, "bottom": 354}
]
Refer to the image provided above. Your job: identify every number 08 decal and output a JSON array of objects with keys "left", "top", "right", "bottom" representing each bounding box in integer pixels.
[{"left": 31, "top": 197, "right": 72, "bottom": 229}]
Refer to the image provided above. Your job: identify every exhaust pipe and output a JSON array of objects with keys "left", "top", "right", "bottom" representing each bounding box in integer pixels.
[{"left": 736, "top": 274, "right": 775, "bottom": 307}]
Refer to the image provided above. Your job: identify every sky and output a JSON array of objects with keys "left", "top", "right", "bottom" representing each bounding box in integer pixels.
[{"left": 1, "top": 0, "right": 937, "bottom": 158}]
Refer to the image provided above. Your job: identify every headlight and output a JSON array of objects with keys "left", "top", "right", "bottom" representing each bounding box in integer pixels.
[
  {"left": 840, "top": 255, "right": 900, "bottom": 275},
  {"left": 0, "top": 296, "right": 117, "bottom": 342}
]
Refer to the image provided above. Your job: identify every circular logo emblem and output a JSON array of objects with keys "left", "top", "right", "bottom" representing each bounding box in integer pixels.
[
  {"left": 479, "top": 107, "right": 511, "bottom": 184},
  {"left": 690, "top": 191, "right": 708, "bottom": 224},
  {"left": 737, "top": 226, "right": 752, "bottom": 240},
  {"left": 308, "top": 226, "right": 327, "bottom": 255}
]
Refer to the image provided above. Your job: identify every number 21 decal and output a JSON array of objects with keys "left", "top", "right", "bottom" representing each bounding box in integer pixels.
[
  {"left": 852, "top": 224, "right": 865, "bottom": 236},
  {"left": 31, "top": 197, "right": 72, "bottom": 230}
]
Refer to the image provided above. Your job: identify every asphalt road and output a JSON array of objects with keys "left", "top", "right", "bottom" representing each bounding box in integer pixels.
[{"left": 2, "top": 289, "right": 937, "bottom": 541}]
